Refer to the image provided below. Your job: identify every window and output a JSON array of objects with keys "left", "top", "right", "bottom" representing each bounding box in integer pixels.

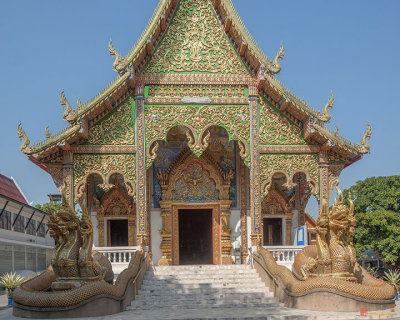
[
  {"left": 26, "top": 219, "right": 36, "bottom": 236},
  {"left": 37, "top": 223, "right": 45, "bottom": 238},
  {"left": 13, "top": 214, "right": 24, "bottom": 233},
  {"left": 0, "top": 211, "right": 11, "bottom": 230}
]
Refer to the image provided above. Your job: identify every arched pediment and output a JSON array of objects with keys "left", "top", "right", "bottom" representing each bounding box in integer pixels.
[
  {"left": 262, "top": 184, "right": 291, "bottom": 215},
  {"left": 97, "top": 181, "right": 135, "bottom": 216},
  {"left": 160, "top": 148, "right": 231, "bottom": 201}
]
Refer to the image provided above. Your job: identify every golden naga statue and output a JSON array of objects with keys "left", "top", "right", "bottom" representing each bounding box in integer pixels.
[
  {"left": 317, "top": 91, "right": 334, "bottom": 123},
  {"left": 108, "top": 39, "right": 127, "bottom": 76},
  {"left": 17, "top": 121, "right": 32, "bottom": 154},
  {"left": 265, "top": 43, "right": 284, "bottom": 75},
  {"left": 300, "top": 185, "right": 357, "bottom": 281},
  {"left": 60, "top": 89, "right": 78, "bottom": 124},
  {"left": 48, "top": 187, "right": 113, "bottom": 288},
  {"left": 357, "top": 122, "right": 372, "bottom": 154}
]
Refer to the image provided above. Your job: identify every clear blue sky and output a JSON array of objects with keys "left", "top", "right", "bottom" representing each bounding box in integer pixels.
[{"left": 0, "top": 1, "right": 399, "bottom": 217}]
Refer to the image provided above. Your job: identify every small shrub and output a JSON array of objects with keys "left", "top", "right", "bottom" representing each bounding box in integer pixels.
[
  {"left": 0, "top": 272, "right": 26, "bottom": 296},
  {"left": 383, "top": 269, "right": 400, "bottom": 293}
]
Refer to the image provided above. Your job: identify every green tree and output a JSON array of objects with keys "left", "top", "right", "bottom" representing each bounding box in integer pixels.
[
  {"left": 34, "top": 202, "right": 61, "bottom": 214},
  {"left": 342, "top": 176, "right": 400, "bottom": 267}
]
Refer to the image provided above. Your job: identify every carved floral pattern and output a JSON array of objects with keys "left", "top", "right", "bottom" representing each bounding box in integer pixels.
[
  {"left": 86, "top": 100, "right": 135, "bottom": 145},
  {"left": 259, "top": 154, "right": 319, "bottom": 196},
  {"left": 145, "top": 104, "right": 250, "bottom": 167},
  {"left": 147, "top": 84, "right": 246, "bottom": 98},
  {"left": 74, "top": 154, "right": 136, "bottom": 185},
  {"left": 144, "top": 0, "right": 246, "bottom": 74},
  {"left": 259, "top": 97, "right": 304, "bottom": 145}
]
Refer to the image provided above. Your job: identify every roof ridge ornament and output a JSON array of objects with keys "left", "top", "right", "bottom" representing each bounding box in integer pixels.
[
  {"left": 60, "top": 89, "right": 78, "bottom": 124},
  {"left": 17, "top": 121, "right": 32, "bottom": 154},
  {"left": 45, "top": 125, "right": 52, "bottom": 139},
  {"left": 265, "top": 43, "right": 284, "bottom": 75},
  {"left": 317, "top": 91, "right": 334, "bottom": 123},
  {"left": 357, "top": 122, "right": 372, "bottom": 154},
  {"left": 108, "top": 39, "right": 127, "bottom": 76},
  {"left": 77, "top": 97, "right": 84, "bottom": 110}
]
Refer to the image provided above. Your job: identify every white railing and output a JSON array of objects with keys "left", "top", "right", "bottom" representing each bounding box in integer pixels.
[
  {"left": 93, "top": 246, "right": 139, "bottom": 274},
  {"left": 262, "top": 246, "right": 304, "bottom": 269}
]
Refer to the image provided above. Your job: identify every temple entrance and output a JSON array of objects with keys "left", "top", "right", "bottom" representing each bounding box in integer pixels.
[
  {"left": 108, "top": 219, "right": 128, "bottom": 247},
  {"left": 263, "top": 217, "right": 282, "bottom": 246},
  {"left": 178, "top": 209, "right": 213, "bottom": 265}
]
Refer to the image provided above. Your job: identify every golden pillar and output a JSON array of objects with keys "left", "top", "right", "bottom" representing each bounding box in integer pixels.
[
  {"left": 248, "top": 86, "right": 262, "bottom": 246},
  {"left": 62, "top": 150, "right": 74, "bottom": 207},
  {"left": 285, "top": 212, "right": 294, "bottom": 245},
  {"left": 134, "top": 86, "right": 148, "bottom": 249},
  {"left": 240, "top": 159, "right": 248, "bottom": 263},
  {"left": 158, "top": 201, "right": 172, "bottom": 265},
  {"left": 220, "top": 200, "right": 233, "bottom": 264}
]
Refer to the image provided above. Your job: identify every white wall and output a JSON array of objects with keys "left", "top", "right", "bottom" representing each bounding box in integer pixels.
[{"left": 150, "top": 208, "right": 162, "bottom": 265}]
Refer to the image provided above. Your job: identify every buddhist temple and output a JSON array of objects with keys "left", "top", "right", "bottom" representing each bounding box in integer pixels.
[{"left": 17, "top": 0, "right": 371, "bottom": 266}]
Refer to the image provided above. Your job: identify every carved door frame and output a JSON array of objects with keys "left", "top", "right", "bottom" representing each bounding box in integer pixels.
[{"left": 171, "top": 202, "right": 220, "bottom": 265}]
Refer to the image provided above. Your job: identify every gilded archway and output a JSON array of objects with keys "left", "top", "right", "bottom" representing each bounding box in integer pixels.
[
  {"left": 94, "top": 180, "right": 136, "bottom": 247},
  {"left": 156, "top": 148, "right": 233, "bottom": 265}
]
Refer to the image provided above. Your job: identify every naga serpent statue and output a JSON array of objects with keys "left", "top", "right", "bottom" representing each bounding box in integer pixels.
[
  {"left": 12, "top": 187, "right": 147, "bottom": 318},
  {"left": 252, "top": 184, "right": 395, "bottom": 311}
]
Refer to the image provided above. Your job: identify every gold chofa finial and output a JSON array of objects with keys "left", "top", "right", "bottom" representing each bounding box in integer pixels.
[
  {"left": 45, "top": 125, "right": 52, "bottom": 139},
  {"left": 318, "top": 91, "right": 334, "bottom": 123},
  {"left": 108, "top": 39, "right": 127, "bottom": 76},
  {"left": 17, "top": 121, "right": 32, "bottom": 154},
  {"left": 265, "top": 43, "right": 284, "bottom": 75},
  {"left": 358, "top": 122, "right": 372, "bottom": 154},
  {"left": 59, "top": 89, "right": 77, "bottom": 123}
]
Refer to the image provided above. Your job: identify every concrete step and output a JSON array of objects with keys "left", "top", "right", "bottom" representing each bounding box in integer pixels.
[
  {"left": 128, "top": 300, "right": 282, "bottom": 310},
  {"left": 142, "top": 278, "right": 263, "bottom": 285},
  {"left": 138, "top": 287, "right": 272, "bottom": 295},
  {"left": 135, "top": 292, "right": 273, "bottom": 301}
]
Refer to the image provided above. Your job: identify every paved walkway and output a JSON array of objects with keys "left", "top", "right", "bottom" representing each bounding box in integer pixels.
[{"left": 0, "top": 303, "right": 399, "bottom": 320}]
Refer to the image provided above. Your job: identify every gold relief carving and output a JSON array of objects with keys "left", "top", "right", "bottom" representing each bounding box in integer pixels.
[
  {"left": 240, "top": 160, "right": 248, "bottom": 263},
  {"left": 145, "top": 104, "right": 250, "bottom": 167},
  {"left": 261, "top": 183, "right": 291, "bottom": 216},
  {"left": 259, "top": 97, "right": 304, "bottom": 145},
  {"left": 328, "top": 165, "right": 344, "bottom": 198},
  {"left": 96, "top": 181, "right": 136, "bottom": 247},
  {"left": 138, "top": 74, "right": 253, "bottom": 85},
  {"left": 73, "top": 154, "right": 136, "bottom": 202},
  {"left": 249, "top": 95, "right": 262, "bottom": 242},
  {"left": 260, "top": 154, "right": 320, "bottom": 200},
  {"left": 71, "top": 145, "right": 137, "bottom": 154},
  {"left": 171, "top": 203, "right": 221, "bottom": 265},
  {"left": 259, "top": 145, "right": 320, "bottom": 154},
  {"left": 46, "top": 164, "right": 63, "bottom": 189},
  {"left": 147, "top": 85, "right": 245, "bottom": 98},
  {"left": 63, "top": 166, "right": 73, "bottom": 206},
  {"left": 144, "top": 0, "right": 246, "bottom": 75},
  {"left": 87, "top": 99, "right": 135, "bottom": 145},
  {"left": 145, "top": 97, "right": 249, "bottom": 105}
]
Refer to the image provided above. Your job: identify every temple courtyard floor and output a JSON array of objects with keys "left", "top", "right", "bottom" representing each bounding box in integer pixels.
[{"left": 0, "top": 304, "right": 399, "bottom": 320}]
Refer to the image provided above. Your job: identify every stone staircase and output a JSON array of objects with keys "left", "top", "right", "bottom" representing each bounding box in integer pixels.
[{"left": 127, "top": 264, "right": 282, "bottom": 311}]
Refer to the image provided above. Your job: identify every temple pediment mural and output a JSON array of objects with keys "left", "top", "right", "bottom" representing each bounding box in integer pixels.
[{"left": 144, "top": 0, "right": 247, "bottom": 74}]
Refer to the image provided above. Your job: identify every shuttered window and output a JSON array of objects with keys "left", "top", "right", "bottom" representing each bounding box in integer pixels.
[
  {"left": 26, "top": 219, "right": 36, "bottom": 236},
  {"left": 13, "top": 214, "right": 24, "bottom": 233},
  {"left": 0, "top": 211, "right": 11, "bottom": 230}
]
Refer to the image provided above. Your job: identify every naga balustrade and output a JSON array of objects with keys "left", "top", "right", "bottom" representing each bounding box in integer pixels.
[
  {"left": 262, "top": 246, "right": 304, "bottom": 269},
  {"left": 94, "top": 246, "right": 140, "bottom": 274}
]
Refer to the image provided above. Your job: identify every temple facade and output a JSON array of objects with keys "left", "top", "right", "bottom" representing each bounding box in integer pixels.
[{"left": 17, "top": 0, "right": 371, "bottom": 266}]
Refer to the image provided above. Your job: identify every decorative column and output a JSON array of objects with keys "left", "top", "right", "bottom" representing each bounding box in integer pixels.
[
  {"left": 134, "top": 85, "right": 148, "bottom": 249},
  {"left": 248, "top": 86, "right": 262, "bottom": 246},
  {"left": 319, "top": 151, "right": 329, "bottom": 216},
  {"left": 285, "top": 212, "right": 294, "bottom": 245},
  {"left": 240, "top": 159, "right": 248, "bottom": 263},
  {"left": 158, "top": 200, "right": 172, "bottom": 265},
  {"left": 220, "top": 199, "right": 233, "bottom": 264},
  {"left": 294, "top": 173, "right": 306, "bottom": 226},
  {"left": 62, "top": 150, "right": 74, "bottom": 207},
  {"left": 97, "top": 215, "right": 105, "bottom": 247}
]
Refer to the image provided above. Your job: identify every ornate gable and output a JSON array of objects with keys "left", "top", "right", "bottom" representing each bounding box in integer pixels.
[
  {"left": 144, "top": 0, "right": 247, "bottom": 74},
  {"left": 86, "top": 98, "right": 135, "bottom": 145},
  {"left": 259, "top": 96, "right": 305, "bottom": 145}
]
